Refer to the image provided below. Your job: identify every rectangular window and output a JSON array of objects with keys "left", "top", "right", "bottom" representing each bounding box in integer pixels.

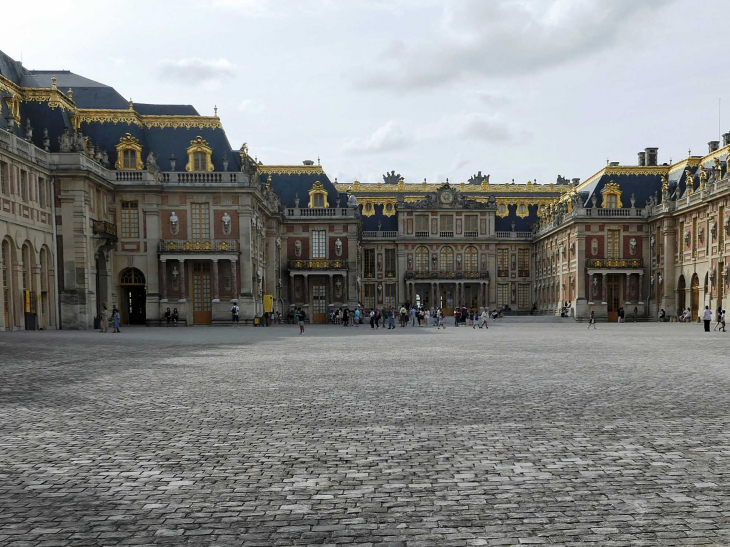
[
  {"left": 497, "top": 283, "right": 509, "bottom": 306},
  {"left": 440, "top": 214, "right": 453, "bottom": 232},
  {"left": 121, "top": 202, "right": 139, "bottom": 238},
  {"left": 0, "top": 161, "right": 7, "bottom": 195},
  {"left": 385, "top": 284, "right": 396, "bottom": 308},
  {"left": 692, "top": 218, "right": 697, "bottom": 258},
  {"left": 194, "top": 152, "right": 207, "bottom": 172},
  {"left": 464, "top": 215, "right": 478, "bottom": 235},
  {"left": 518, "top": 284, "right": 530, "bottom": 309},
  {"left": 20, "top": 170, "right": 28, "bottom": 202},
  {"left": 415, "top": 215, "right": 429, "bottom": 235},
  {"left": 38, "top": 177, "right": 46, "bottom": 208},
  {"left": 123, "top": 150, "right": 137, "bottom": 169},
  {"left": 364, "top": 248, "right": 375, "bottom": 278},
  {"left": 497, "top": 248, "right": 509, "bottom": 276},
  {"left": 312, "top": 193, "right": 325, "bottom": 208},
  {"left": 384, "top": 248, "right": 396, "bottom": 277},
  {"left": 191, "top": 203, "right": 210, "bottom": 240},
  {"left": 518, "top": 248, "right": 530, "bottom": 276},
  {"left": 312, "top": 230, "right": 326, "bottom": 258},
  {"left": 363, "top": 284, "right": 375, "bottom": 309},
  {"left": 607, "top": 229, "right": 620, "bottom": 259},
  {"left": 605, "top": 194, "right": 617, "bottom": 208},
  {"left": 720, "top": 207, "right": 725, "bottom": 248}
]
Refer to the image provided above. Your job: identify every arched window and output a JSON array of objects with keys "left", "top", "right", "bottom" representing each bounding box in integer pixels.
[
  {"left": 120, "top": 268, "right": 146, "bottom": 285},
  {"left": 439, "top": 246, "right": 454, "bottom": 271},
  {"left": 308, "top": 181, "right": 329, "bottom": 208},
  {"left": 463, "top": 246, "right": 478, "bottom": 272},
  {"left": 186, "top": 136, "right": 214, "bottom": 172},
  {"left": 415, "top": 246, "right": 429, "bottom": 272}
]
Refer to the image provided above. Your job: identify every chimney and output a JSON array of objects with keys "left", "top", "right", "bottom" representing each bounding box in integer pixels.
[
  {"left": 637, "top": 152, "right": 646, "bottom": 166},
  {"left": 723, "top": 132, "right": 730, "bottom": 147},
  {"left": 302, "top": 160, "right": 314, "bottom": 166},
  {"left": 709, "top": 141, "right": 720, "bottom": 153},
  {"left": 645, "top": 147, "right": 658, "bottom": 166},
  {"left": 571, "top": 178, "right": 580, "bottom": 185},
  {"left": 609, "top": 161, "right": 620, "bottom": 167}
]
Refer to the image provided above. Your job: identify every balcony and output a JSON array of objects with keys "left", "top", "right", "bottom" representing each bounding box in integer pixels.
[
  {"left": 464, "top": 231, "right": 479, "bottom": 238},
  {"left": 363, "top": 231, "right": 398, "bottom": 239},
  {"left": 159, "top": 239, "right": 239, "bottom": 252},
  {"left": 496, "top": 231, "right": 533, "bottom": 240},
  {"left": 585, "top": 258, "right": 643, "bottom": 269},
  {"left": 289, "top": 259, "right": 348, "bottom": 270},
  {"left": 405, "top": 270, "right": 489, "bottom": 280},
  {"left": 1, "top": 130, "right": 50, "bottom": 167},
  {"left": 439, "top": 231, "right": 454, "bottom": 238},
  {"left": 90, "top": 219, "right": 118, "bottom": 240},
  {"left": 285, "top": 208, "right": 357, "bottom": 219},
  {"left": 415, "top": 231, "right": 430, "bottom": 238}
]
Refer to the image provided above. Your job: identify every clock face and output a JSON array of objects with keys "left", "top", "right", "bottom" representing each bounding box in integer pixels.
[{"left": 440, "top": 191, "right": 454, "bottom": 204}]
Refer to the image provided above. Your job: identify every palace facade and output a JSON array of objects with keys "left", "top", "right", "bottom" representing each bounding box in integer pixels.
[{"left": 2, "top": 49, "right": 729, "bottom": 329}]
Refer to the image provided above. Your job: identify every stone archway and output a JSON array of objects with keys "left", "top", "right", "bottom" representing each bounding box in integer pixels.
[
  {"left": 119, "top": 267, "right": 146, "bottom": 325},
  {"left": 677, "top": 275, "right": 686, "bottom": 314},
  {"left": 690, "top": 273, "right": 700, "bottom": 321}
]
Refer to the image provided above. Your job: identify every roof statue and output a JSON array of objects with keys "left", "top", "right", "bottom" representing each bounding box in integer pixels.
[
  {"left": 382, "top": 170, "right": 401, "bottom": 185},
  {"left": 467, "top": 171, "right": 489, "bottom": 185}
]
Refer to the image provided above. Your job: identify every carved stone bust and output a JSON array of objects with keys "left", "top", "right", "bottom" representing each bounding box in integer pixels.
[
  {"left": 629, "top": 237, "right": 637, "bottom": 255},
  {"left": 335, "top": 238, "right": 343, "bottom": 257},
  {"left": 169, "top": 211, "right": 179, "bottom": 235},
  {"left": 294, "top": 240, "right": 302, "bottom": 257},
  {"left": 222, "top": 212, "right": 232, "bottom": 235}
]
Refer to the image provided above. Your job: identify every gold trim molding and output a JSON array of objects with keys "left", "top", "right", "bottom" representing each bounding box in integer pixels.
[
  {"left": 0, "top": 74, "right": 76, "bottom": 116},
  {"left": 70, "top": 109, "right": 222, "bottom": 131},
  {"left": 336, "top": 181, "right": 569, "bottom": 195},
  {"left": 115, "top": 133, "right": 143, "bottom": 170},
  {"left": 307, "top": 181, "right": 330, "bottom": 208},
  {"left": 186, "top": 136, "right": 215, "bottom": 172},
  {"left": 258, "top": 165, "right": 325, "bottom": 175},
  {"left": 358, "top": 197, "right": 398, "bottom": 217}
]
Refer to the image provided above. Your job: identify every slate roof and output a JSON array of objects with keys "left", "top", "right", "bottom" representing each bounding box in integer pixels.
[
  {"left": 264, "top": 170, "right": 340, "bottom": 209},
  {"left": 580, "top": 172, "right": 664, "bottom": 209}
]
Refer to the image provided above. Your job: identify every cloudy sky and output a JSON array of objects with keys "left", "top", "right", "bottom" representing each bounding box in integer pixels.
[{"left": 3, "top": 0, "right": 726, "bottom": 185}]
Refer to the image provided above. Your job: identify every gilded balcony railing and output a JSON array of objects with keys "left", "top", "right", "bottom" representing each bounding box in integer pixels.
[
  {"left": 90, "top": 219, "right": 118, "bottom": 239},
  {"left": 404, "top": 270, "right": 489, "bottom": 280},
  {"left": 289, "top": 259, "right": 348, "bottom": 270},
  {"left": 585, "top": 258, "right": 643, "bottom": 269},
  {"left": 159, "top": 239, "right": 239, "bottom": 252}
]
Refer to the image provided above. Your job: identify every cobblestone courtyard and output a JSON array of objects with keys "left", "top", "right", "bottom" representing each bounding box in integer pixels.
[{"left": 1, "top": 321, "right": 729, "bottom": 546}]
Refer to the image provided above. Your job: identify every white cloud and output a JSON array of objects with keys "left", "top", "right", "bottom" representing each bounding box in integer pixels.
[
  {"left": 237, "top": 99, "right": 265, "bottom": 114},
  {"left": 358, "top": 0, "right": 676, "bottom": 89},
  {"left": 210, "top": 0, "right": 274, "bottom": 15},
  {"left": 159, "top": 58, "right": 236, "bottom": 83},
  {"left": 343, "top": 120, "right": 412, "bottom": 154}
]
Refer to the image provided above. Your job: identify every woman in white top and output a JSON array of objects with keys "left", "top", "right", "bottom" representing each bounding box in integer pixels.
[{"left": 478, "top": 310, "right": 489, "bottom": 329}]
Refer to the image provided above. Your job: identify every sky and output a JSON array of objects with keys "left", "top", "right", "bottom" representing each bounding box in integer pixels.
[{"left": 2, "top": 0, "right": 727, "bottom": 185}]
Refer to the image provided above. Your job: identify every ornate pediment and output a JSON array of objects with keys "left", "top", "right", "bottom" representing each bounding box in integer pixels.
[{"left": 397, "top": 183, "right": 496, "bottom": 210}]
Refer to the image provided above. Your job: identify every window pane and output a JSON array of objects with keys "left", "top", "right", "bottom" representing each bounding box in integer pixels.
[
  {"left": 121, "top": 202, "right": 139, "bottom": 238},
  {"left": 312, "top": 230, "right": 326, "bottom": 258},
  {"left": 191, "top": 203, "right": 210, "bottom": 239},
  {"left": 364, "top": 248, "right": 375, "bottom": 277}
]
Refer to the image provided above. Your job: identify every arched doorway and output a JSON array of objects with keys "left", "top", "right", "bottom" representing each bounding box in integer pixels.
[
  {"left": 690, "top": 273, "right": 700, "bottom": 321},
  {"left": 120, "top": 268, "right": 146, "bottom": 325},
  {"left": 677, "top": 275, "right": 686, "bottom": 314}
]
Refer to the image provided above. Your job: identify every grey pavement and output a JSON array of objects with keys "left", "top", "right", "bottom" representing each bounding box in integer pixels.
[{"left": 1, "top": 320, "right": 729, "bottom": 546}]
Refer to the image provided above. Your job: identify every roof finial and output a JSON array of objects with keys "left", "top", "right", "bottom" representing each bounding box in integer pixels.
[
  {"left": 51, "top": 76, "right": 57, "bottom": 90},
  {"left": 67, "top": 88, "right": 73, "bottom": 100},
  {"left": 446, "top": 177, "right": 449, "bottom": 184},
  {"left": 317, "top": 156, "right": 320, "bottom": 165},
  {"left": 606, "top": 158, "right": 610, "bottom": 165},
  {"left": 214, "top": 104, "right": 218, "bottom": 117},
  {"left": 129, "top": 98, "right": 134, "bottom": 111},
  {"left": 688, "top": 148, "right": 691, "bottom": 157}
]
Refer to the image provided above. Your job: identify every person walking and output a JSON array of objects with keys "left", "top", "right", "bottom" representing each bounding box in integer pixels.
[
  {"left": 714, "top": 307, "right": 723, "bottom": 331},
  {"left": 410, "top": 306, "right": 416, "bottom": 326},
  {"left": 388, "top": 308, "right": 395, "bottom": 329},
  {"left": 479, "top": 308, "right": 489, "bottom": 329},
  {"left": 703, "top": 305, "right": 712, "bottom": 332},
  {"left": 297, "top": 307, "right": 306, "bottom": 334},
  {"left": 587, "top": 310, "right": 596, "bottom": 329},
  {"left": 438, "top": 310, "right": 445, "bottom": 329},
  {"left": 633, "top": 306, "right": 638, "bottom": 322},
  {"left": 719, "top": 310, "right": 726, "bottom": 332},
  {"left": 231, "top": 301, "right": 240, "bottom": 327},
  {"left": 100, "top": 305, "right": 109, "bottom": 333},
  {"left": 112, "top": 307, "right": 121, "bottom": 333},
  {"left": 354, "top": 308, "right": 361, "bottom": 327}
]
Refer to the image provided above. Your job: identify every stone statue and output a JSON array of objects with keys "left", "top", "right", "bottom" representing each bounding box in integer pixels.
[
  {"left": 630, "top": 193, "right": 636, "bottom": 208},
  {"left": 222, "top": 155, "right": 229, "bottom": 172},
  {"left": 710, "top": 220, "right": 717, "bottom": 239},
  {"left": 658, "top": 273, "right": 663, "bottom": 286},
  {"left": 468, "top": 171, "right": 489, "bottom": 185},
  {"left": 169, "top": 154, "right": 177, "bottom": 172},
  {"left": 294, "top": 239, "right": 302, "bottom": 257},
  {"left": 382, "top": 170, "right": 401, "bottom": 184},
  {"left": 294, "top": 193, "right": 300, "bottom": 208},
  {"left": 146, "top": 151, "right": 161, "bottom": 181},
  {"left": 73, "top": 130, "right": 85, "bottom": 152},
  {"left": 456, "top": 254, "right": 462, "bottom": 269},
  {"left": 432, "top": 255, "right": 438, "bottom": 270},
  {"left": 169, "top": 211, "right": 179, "bottom": 235},
  {"left": 335, "top": 278, "right": 342, "bottom": 297},
  {"left": 100, "top": 149, "right": 109, "bottom": 167},
  {"left": 347, "top": 192, "right": 358, "bottom": 208},
  {"left": 684, "top": 229, "right": 691, "bottom": 247},
  {"left": 42, "top": 128, "right": 50, "bottom": 151},
  {"left": 407, "top": 255, "right": 413, "bottom": 270},
  {"left": 629, "top": 237, "right": 637, "bottom": 256},
  {"left": 334, "top": 238, "right": 343, "bottom": 257},
  {"left": 591, "top": 238, "right": 598, "bottom": 256},
  {"left": 556, "top": 175, "right": 569, "bottom": 185},
  {"left": 58, "top": 128, "right": 72, "bottom": 152},
  {"left": 222, "top": 212, "right": 232, "bottom": 235},
  {"left": 24, "top": 118, "right": 33, "bottom": 141},
  {"left": 511, "top": 221, "right": 516, "bottom": 232}
]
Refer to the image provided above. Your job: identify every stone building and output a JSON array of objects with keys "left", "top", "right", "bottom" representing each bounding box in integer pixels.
[{"left": 2, "top": 47, "right": 729, "bottom": 329}]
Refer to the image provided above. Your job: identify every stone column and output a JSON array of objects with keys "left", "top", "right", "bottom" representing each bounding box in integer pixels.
[
  {"left": 178, "top": 259, "right": 186, "bottom": 301},
  {"left": 589, "top": 273, "right": 597, "bottom": 303},
  {"left": 303, "top": 274, "right": 309, "bottom": 308},
  {"left": 160, "top": 259, "right": 168, "bottom": 302},
  {"left": 328, "top": 273, "right": 334, "bottom": 305},
  {"left": 638, "top": 273, "right": 644, "bottom": 304},
  {"left": 230, "top": 259, "right": 238, "bottom": 302},
  {"left": 625, "top": 273, "right": 631, "bottom": 304},
  {"left": 238, "top": 207, "right": 253, "bottom": 296},
  {"left": 212, "top": 259, "right": 220, "bottom": 302},
  {"left": 601, "top": 273, "right": 607, "bottom": 304},
  {"left": 662, "top": 220, "right": 677, "bottom": 316}
]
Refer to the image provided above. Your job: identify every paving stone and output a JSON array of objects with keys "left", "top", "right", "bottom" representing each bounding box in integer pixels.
[{"left": 1, "top": 322, "right": 729, "bottom": 546}]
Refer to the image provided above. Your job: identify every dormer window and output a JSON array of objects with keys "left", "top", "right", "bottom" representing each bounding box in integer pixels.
[
  {"left": 601, "top": 181, "right": 623, "bottom": 209},
  {"left": 308, "top": 181, "right": 329, "bottom": 208},
  {"left": 186, "top": 136, "right": 214, "bottom": 172},
  {"left": 115, "top": 133, "right": 143, "bottom": 170}
]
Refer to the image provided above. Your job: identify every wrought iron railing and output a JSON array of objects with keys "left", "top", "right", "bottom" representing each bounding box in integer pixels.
[
  {"left": 289, "top": 259, "right": 348, "bottom": 270},
  {"left": 585, "top": 258, "right": 643, "bottom": 269},
  {"left": 362, "top": 231, "right": 398, "bottom": 238},
  {"left": 159, "top": 239, "right": 239, "bottom": 252},
  {"left": 405, "top": 270, "right": 489, "bottom": 280}
]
